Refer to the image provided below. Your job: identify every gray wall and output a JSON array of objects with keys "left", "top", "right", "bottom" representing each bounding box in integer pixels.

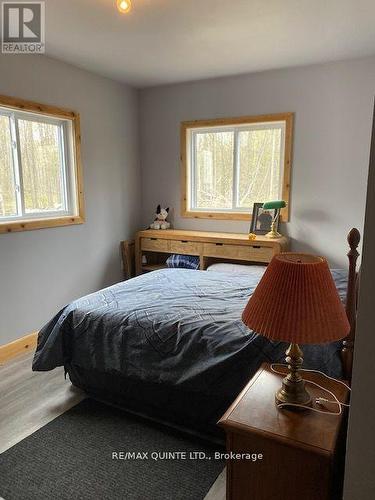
[
  {"left": 344, "top": 106, "right": 375, "bottom": 499},
  {"left": 139, "top": 56, "right": 375, "bottom": 267},
  {"left": 0, "top": 54, "right": 140, "bottom": 344}
]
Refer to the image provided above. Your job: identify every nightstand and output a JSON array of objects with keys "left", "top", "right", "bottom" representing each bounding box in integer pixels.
[{"left": 218, "top": 363, "right": 349, "bottom": 500}]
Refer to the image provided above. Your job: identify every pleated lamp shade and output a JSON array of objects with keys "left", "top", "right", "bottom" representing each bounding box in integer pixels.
[{"left": 242, "top": 253, "right": 350, "bottom": 344}]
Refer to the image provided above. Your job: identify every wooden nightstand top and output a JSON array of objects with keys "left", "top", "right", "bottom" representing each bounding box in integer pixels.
[
  {"left": 218, "top": 363, "right": 349, "bottom": 456},
  {"left": 137, "top": 229, "right": 288, "bottom": 249}
]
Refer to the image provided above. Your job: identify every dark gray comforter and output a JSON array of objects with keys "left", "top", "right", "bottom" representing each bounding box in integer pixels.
[{"left": 33, "top": 268, "right": 346, "bottom": 393}]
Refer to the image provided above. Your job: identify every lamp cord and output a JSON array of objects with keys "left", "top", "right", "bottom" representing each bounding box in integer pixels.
[{"left": 270, "top": 363, "right": 351, "bottom": 416}]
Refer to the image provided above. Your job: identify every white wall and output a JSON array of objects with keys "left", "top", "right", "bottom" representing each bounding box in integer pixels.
[
  {"left": 0, "top": 54, "right": 141, "bottom": 345},
  {"left": 139, "top": 56, "right": 374, "bottom": 267}
]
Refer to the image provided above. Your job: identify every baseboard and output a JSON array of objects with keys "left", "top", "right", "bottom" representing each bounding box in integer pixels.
[{"left": 0, "top": 332, "right": 39, "bottom": 364}]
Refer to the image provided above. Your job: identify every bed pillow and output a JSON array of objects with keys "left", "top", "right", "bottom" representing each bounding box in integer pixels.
[
  {"left": 206, "top": 263, "right": 267, "bottom": 275},
  {"left": 166, "top": 254, "right": 200, "bottom": 270}
]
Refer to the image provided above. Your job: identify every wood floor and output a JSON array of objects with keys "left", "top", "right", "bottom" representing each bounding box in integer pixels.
[
  {"left": 0, "top": 352, "right": 84, "bottom": 454},
  {"left": 0, "top": 352, "right": 225, "bottom": 500}
]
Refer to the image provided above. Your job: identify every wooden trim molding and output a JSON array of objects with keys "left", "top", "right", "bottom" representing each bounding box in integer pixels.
[
  {"left": 0, "top": 94, "right": 85, "bottom": 234},
  {"left": 180, "top": 112, "right": 294, "bottom": 222},
  {"left": 0, "top": 332, "right": 38, "bottom": 364},
  {"left": 0, "top": 215, "right": 85, "bottom": 234},
  {"left": 0, "top": 94, "right": 77, "bottom": 119},
  {"left": 181, "top": 113, "right": 294, "bottom": 129}
]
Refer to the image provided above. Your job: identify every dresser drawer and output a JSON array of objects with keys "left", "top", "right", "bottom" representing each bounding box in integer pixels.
[
  {"left": 169, "top": 240, "right": 201, "bottom": 255},
  {"left": 141, "top": 237, "right": 170, "bottom": 252},
  {"left": 203, "top": 243, "right": 274, "bottom": 263}
]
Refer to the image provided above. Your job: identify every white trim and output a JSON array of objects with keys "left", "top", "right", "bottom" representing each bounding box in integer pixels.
[
  {"left": 12, "top": 114, "right": 26, "bottom": 216},
  {"left": 2, "top": 114, "right": 20, "bottom": 217},
  {"left": 233, "top": 128, "right": 240, "bottom": 208}
]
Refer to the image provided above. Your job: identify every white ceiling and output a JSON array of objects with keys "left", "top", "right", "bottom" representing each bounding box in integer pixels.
[{"left": 45, "top": 0, "right": 375, "bottom": 88}]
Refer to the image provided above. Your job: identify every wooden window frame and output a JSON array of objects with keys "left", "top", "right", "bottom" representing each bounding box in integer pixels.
[
  {"left": 181, "top": 112, "right": 293, "bottom": 221},
  {"left": 0, "top": 94, "right": 84, "bottom": 234}
]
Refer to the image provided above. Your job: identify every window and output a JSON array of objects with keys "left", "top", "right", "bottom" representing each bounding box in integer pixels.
[
  {"left": 181, "top": 113, "right": 293, "bottom": 220},
  {"left": 0, "top": 95, "right": 84, "bottom": 233}
]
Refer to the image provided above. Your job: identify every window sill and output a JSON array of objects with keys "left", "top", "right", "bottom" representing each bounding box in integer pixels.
[
  {"left": 181, "top": 208, "right": 290, "bottom": 222},
  {"left": 182, "top": 210, "right": 252, "bottom": 221},
  {"left": 0, "top": 215, "right": 85, "bottom": 234}
]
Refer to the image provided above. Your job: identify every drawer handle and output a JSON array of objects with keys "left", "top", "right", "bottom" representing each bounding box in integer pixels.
[
  {"left": 251, "top": 245, "right": 261, "bottom": 249},
  {"left": 181, "top": 240, "right": 189, "bottom": 243},
  {"left": 215, "top": 243, "right": 224, "bottom": 246},
  {"left": 150, "top": 238, "right": 158, "bottom": 241}
]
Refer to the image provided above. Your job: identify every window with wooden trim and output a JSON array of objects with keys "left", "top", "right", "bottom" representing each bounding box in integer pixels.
[
  {"left": 181, "top": 113, "right": 293, "bottom": 221},
  {"left": 0, "top": 95, "right": 84, "bottom": 233}
]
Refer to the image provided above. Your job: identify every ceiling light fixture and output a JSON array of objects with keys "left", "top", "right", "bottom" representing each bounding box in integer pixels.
[{"left": 117, "top": 0, "right": 132, "bottom": 14}]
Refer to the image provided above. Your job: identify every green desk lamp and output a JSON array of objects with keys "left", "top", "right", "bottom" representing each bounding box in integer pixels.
[{"left": 262, "top": 200, "right": 286, "bottom": 239}]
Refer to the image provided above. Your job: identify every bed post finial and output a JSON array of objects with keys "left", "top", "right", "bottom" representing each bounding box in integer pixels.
[
  {"left": 347, "top": 227, "right": 361, "bottom": 253},
  {"left": 342, "top": 228, "right": 360, "bottom": 383}
]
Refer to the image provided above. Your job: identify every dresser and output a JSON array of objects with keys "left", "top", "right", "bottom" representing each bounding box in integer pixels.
[
  {"left": 218, "top": 363, "right": 349, "bottom": 500},
  {"left": 135, "top": 229, "right": 288, "bottom": 275}
]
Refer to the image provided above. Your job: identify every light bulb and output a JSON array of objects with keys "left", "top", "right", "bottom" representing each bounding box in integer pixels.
[{"left": 117, "top": 0, "right": 131, "bottom": 13}]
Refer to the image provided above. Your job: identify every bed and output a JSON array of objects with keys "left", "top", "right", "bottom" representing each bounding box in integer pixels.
[{"left": 32, "top": 229, "right": 360, "bottom": 436}]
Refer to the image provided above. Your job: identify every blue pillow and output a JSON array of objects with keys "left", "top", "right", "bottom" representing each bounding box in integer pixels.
[{"left": 166, "top": 254, "right": 200, "bottom": 270}]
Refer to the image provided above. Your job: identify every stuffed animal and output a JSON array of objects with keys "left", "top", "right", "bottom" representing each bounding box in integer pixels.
[{"left": 150, "top": 205, "right": 171, "bottom": 230}]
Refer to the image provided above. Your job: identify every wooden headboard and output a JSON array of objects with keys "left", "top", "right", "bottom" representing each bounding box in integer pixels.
[{"left": 341, "top": 228, "right": 361, "bottom": 383}]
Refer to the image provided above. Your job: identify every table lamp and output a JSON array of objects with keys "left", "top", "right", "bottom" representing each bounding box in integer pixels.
[
  {"left": 242, "top": 253, "right": 350, "bottom": 409},
  {"left": 262, "top": 200, "right": 286, "bottom": 239}
]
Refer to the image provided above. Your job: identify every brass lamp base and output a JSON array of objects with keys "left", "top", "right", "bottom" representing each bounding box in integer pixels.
[
  {"left": 275, "top": 343, "right": 312, "bottom": 410},
  {"left": 265, "top": 213, "right": 282, "bottom": 239},
  {"left": 265, "top": 228, "right": 282, "bottom": 239}
]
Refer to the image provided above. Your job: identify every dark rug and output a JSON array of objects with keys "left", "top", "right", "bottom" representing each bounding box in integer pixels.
[{"left": 0, "top": 399, "right": 225, "bottom": 500}]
